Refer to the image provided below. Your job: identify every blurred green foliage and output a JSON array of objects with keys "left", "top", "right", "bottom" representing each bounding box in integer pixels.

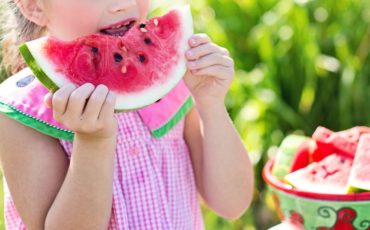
[
  {"left": 191, "top": 0, "right": 370, "bottom": 229},
  {"left": 1, "top": 0, "right": 370, "bottom": 229}
]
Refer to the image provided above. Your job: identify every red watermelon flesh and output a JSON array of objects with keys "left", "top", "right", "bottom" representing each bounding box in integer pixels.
[
  {"left": 311, "top": 126, "right": 370, "bottom": 161},
  {"left": 311, "top": 126, "right": 337, "bottom": 161},
  {"left": 285, "top": 154, "right": 353, "bottom": 194},
  {"left": 19, "top": 6, "right": 193, "bottom": 110},
  {"left": 289, "top": 139, "right": 318, "bottom": 172},
  {"left": 347, "top": 134, "right": 370, "bottom": 192}
]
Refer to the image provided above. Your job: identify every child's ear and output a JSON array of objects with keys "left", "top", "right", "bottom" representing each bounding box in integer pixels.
[{"left": 15, "top": 0, "right": 48, "bottom": 26}]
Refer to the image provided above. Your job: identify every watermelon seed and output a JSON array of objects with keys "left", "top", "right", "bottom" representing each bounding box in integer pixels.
[
  {"left": 121, "top": 66, "right": 127, "bottom": 74},
  {"left": 114, "top": 53, "right": 123, "bottom": 62},
  {"left": 140, "top": 28, "right": 148, "bottom": 33},
  {"left": 144, "top": 38, "right": 152, "bottom": 44},
  {"left": 138, "top": 54, "right": 146, "bottom": 63},
  {"left": 91, "top": 47, "right": 99, "bottom": 53},
  {"left": 154, "top": 19, "right": 159, "bottom": 26},
  {"left": 139, "top": 23, "right": 146, "bottom": 28},
  {"left": 121, "top": 46, "right": 128, "bottom": 53}
]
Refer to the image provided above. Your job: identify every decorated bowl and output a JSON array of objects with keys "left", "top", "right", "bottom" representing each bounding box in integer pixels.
[{"left": 263, "top": 160, "right": 370, "bottom": 229}]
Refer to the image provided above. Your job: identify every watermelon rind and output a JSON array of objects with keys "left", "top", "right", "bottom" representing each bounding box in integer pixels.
[
  {"left": 19, "top": 41, "right": 60, "bottom": 93},
  {"left": 271, "top": 135, "right": 308, "bottom": 179},
  {"left": 19, "top": 6, "right": 194, "bottom": 111}
]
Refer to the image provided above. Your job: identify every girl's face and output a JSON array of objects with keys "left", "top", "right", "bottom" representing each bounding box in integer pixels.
[{"left": 42, "top": 0, "right": 149, "bottom": 40}]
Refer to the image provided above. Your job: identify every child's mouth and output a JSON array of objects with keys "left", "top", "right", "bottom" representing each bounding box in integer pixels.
[{"left": 100, "top": 20, "right": 136, "bottom": 37}]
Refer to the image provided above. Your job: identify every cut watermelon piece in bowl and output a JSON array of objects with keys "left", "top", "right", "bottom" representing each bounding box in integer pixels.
[
  {"left": 284, "top": 153, "right": 353, "bottom": 194},
  {"left": 19, "top": 6, "right": 193, "bottom": 111},
  {"left": 271, "top": 135, "right": 311, "bottom": 180},
  {"left": 312, "top": 126, "right": 370, "bottom": 160},
  {"left": 347, "top": 134, "right": 370, "bottom": 193}
]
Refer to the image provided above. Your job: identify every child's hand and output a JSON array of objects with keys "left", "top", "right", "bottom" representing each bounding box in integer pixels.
[
  {"left": 44, "top": 83, "right": 117, "bottom": 140},
  {"left": 184, "top": 34, "right": 234, "bottom": 108}
]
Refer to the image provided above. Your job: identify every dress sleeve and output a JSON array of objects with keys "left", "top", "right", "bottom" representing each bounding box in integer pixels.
[
  {"left": 0, "top": 68, "right": 74, "bottom": 141},
  {"left": 137, "top": 80, "right": 193, "bottom": 138}
]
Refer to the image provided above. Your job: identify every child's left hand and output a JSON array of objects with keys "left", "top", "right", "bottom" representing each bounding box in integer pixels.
[{"left": 184, "top": 34, "right": 234, "bottom": 108}]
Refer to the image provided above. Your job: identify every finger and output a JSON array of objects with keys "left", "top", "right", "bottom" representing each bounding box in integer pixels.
[
  {"left": 192, "top": 65, "right": 234, "bottom": 80},
  {"left": 98, "top": 91, "right": 116, "bottom": 122},
  {"left": 52, "top": 83, "right": 77, "bottom": 117},
  {"left": 186, "top": 43, "right": 222, "bottom": 61},
  {"left": 43, "top": 92, "right": 53, "bottom": 108},
  {"left": 64, "top": 83, "right": 95, "bottom": 118},
  {"left": 187, "top": 53, "right": 234, "bottom": 70},
  {"left": 83, "top": 84, "right": 109, "bottom": 121},
  {"left": 189, "top": 34, "right": 211, "bottom": 48}
]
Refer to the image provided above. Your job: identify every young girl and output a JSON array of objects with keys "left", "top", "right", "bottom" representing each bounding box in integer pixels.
[{"left": 0, "top": 0, "right": 253, "bottom": 229}]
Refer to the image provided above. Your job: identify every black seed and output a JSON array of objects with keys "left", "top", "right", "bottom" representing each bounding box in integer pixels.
[
  {"left": 138, "top": 55, "right": 146, "bottom": 63},
  {"left": 156, "top": 99, "right": 161, "bottom": 103},
  {"left": 114, "top": 53, "right": 123, "bottom": 62},
  {"left": 139, "top": 23, "right": 146, "bottom": 28},
  {"left": 144, "top": 38, "right": 152, "bottom": 44},
  {"left": 91, "top": 47, "right": 99, "bottom": 53}
]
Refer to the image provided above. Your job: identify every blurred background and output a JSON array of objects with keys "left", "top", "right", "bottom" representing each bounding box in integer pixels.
[{"left": 1, "top": 0, "right": 370, "bottom": 229}]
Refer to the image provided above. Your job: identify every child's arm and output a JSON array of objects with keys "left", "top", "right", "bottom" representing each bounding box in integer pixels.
[
  {"left": 184, "top": 34, "right": 254, "bottom": 219},
  {"left": 0, "top": 84, "right": 117, "bottom": 229}
]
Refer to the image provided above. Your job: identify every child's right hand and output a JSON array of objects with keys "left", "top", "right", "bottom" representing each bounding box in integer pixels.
[{"left": 44, "top": 83, "right": 117, "bottom": 140}]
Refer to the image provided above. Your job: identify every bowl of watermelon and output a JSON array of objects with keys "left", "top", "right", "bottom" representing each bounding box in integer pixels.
[{"left": 263, "top": 127, "right": 370, "bottom": 229}]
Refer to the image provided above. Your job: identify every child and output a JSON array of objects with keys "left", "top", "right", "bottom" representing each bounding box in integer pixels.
[{"left": 0, "top": 0, "right": 253, "bottom": 229}]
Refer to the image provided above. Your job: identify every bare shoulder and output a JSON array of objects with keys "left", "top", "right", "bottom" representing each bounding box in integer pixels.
[
  {"left": 0, "top": 111, "right": 63, "bottom": 156},
  {"left": 0, "top": 112, "right": 69, "bottom": 228},
  {"left": 0, "top": 111, "right": 69, "bottom": 175}
]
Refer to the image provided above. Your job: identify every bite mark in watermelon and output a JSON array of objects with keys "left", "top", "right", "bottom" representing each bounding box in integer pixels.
[
  {"left": 347, "top": 134, "right": 370, "bottom": 192},
  {"left": 19, "top": 6, "right": 193, "bottom": 110},
  {"left": 284, "top": 153, "right": 353, "bottom": 194}
]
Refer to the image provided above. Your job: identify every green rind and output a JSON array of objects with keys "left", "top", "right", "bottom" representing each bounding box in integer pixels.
[
  {"left": 272, "top": 135, "right": 308, "bottom": 179},
  {"left": 152, "top": 96, "right": 193, "bottom": 138},
  {"left": 347, "top": 185, "right": 369, "bottom": 193},
  {"left": 19, "top": 43, "right": 60, "bottom": 93},
  {"left": 0, "top": 101, "right": 74, "bottom": 141}
]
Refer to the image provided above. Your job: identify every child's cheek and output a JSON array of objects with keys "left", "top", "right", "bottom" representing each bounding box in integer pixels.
[{"left": 46, "top": 3, "right": 101, "bottom": 40}]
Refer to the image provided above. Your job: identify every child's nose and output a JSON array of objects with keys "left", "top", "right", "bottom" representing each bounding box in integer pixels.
[{"left": 109, "top": 0, "right": 137, "bottom": 13}]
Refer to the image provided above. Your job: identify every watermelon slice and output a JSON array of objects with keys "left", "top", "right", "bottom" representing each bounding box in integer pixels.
[
  {"left": 271, "top": 135, "right": 309, "bottom": 179},
  {"left": 312, "top": 126, "right": 370, "bottom": 161},
  {"left": 19, "top": 6, "right": 193, "bottom": 110},
  {"left": 284, "top": 154, "right": 353, "bottom": 194},
  {"left": 347, "top": 134, "right": 370, "bottom": 192}
]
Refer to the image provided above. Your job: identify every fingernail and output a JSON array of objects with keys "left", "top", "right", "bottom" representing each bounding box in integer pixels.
[
  {"left": 85, "top": 83, "right": 95, "bottom": 89},
  {"left": 97, "top": 84, "right": 108, "bottom": 90},
  {"left": 188, "top": 62, "right": 196, "bottom": 68},
  {"left": 191, "top": 38, "right": 196, "bottom": 45},
  {"left": 187, "top": 51, "right": 193, "bottom": 57}
]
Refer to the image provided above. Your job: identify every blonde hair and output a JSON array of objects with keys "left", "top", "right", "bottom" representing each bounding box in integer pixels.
[{"left": 1, "top": 0, "right": 46, "bottom": 76}]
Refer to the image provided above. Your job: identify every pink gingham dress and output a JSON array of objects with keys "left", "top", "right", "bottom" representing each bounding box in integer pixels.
[{"left": 0, "top": 68, "right": 205, "bottom": 230}]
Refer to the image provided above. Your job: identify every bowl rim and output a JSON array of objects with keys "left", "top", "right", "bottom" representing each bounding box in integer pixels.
[{"left": 262, "top": 160, "right": 370, "bottom": 201}]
